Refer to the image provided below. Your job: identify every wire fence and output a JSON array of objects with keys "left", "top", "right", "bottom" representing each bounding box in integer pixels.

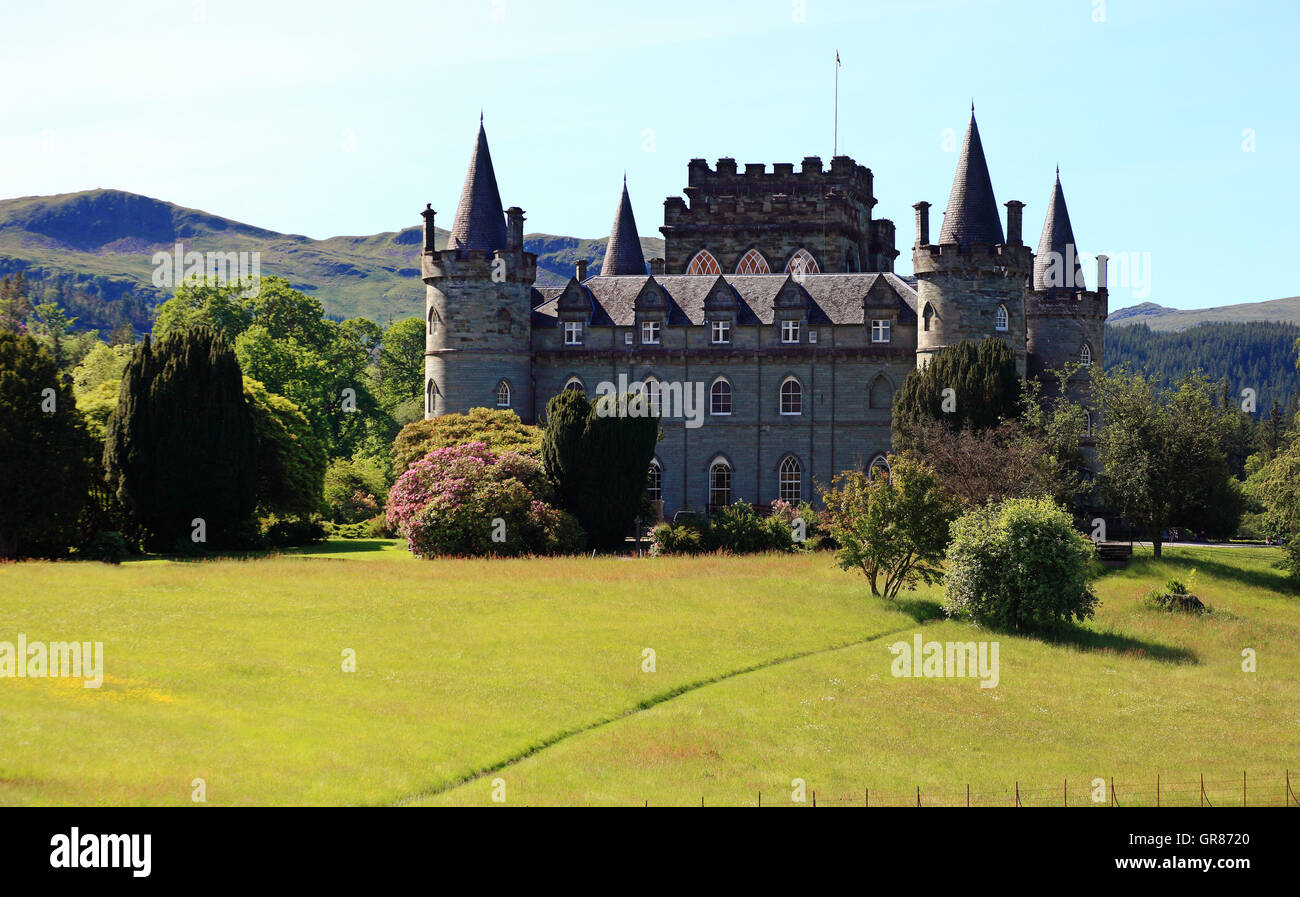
[{"left": 675, "top": 770, "right": 1300, "bottom": 807}]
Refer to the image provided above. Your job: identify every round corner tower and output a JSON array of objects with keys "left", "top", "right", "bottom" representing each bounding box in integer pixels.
[
  {"left": 422, "top": 120, "right": 536, "bottom": 422},
  {"left": 911, "top": 111, "right": 1031, "bottom": 376}
]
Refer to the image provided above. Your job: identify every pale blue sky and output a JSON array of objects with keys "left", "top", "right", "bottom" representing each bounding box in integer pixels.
[{"left": 1, "top": 0, "right": 1296, "bottom": 310}]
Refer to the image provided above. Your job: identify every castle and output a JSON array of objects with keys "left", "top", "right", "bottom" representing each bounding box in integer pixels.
[{"left": 419, "top": 110, "right": 1107, "bottom": 516}]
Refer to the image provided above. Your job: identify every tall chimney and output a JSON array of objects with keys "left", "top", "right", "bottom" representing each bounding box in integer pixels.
[
  {"left": 421, "top": 204, "right": 436, "bottom": 252},
  {"left": 1096, "top": 253, "right": 1109, "bottom": 290},
  {"left": 912, "top": 201, "right": 931, "bottom": 247},
  {"left": 1004, "top": 200, "right": 1025, "bottom": 246},
  {"left": 505, "top": 206, "right": 525, "bottom": 251},
  {"left": 649, "top": 257, "right": 666, "bottom": 275},
  {"left": 575, "top": 259, "right": 588, "bottom": 281}
]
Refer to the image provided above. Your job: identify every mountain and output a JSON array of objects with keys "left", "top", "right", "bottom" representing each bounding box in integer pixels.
[
  {"left": 0, "top": 189, "right": 664, "bottom": 331},
  {"left": 1108, "top": 297, "right": 1300, "bottom": 331}
]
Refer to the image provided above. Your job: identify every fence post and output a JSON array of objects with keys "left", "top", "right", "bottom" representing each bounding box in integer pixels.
[
  {"left": 1015, "top": 781, "right": 1020, "bottom": 807},
  {"left": 1200, "top": 774, "right": 1204, "bottom": 808},
  {"left": 865, "top": 788, "right": 869, "bottom": 808},
  {"left": 1243, "top": 770, "right": 1247, "bottom": 807},
  {"left": 916, "top": 786, "right": 920, "bottom": 808},
  {"left": 966, "top": 784, "right": 970, "bottom": 808},
  {"left": 1064, "top": 778, "right": 1068, "bottom": 807},
  {"left": 1111, "top": 776, "right": 1117, "bottom": 807},
  {"left": 812, "top": 790, "right": 816, "bottom": 808},
  {"left": 758, "top": 791, "right": 761, "bottom": 808},
  {"left": 1156, "top": 774, "right": 1160, "bottom": 808}
]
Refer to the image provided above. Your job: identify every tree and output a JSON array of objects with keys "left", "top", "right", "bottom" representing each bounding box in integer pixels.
[
  {"left": 820, "top": 455, "right": 961, "bottom": 599},
  {"left": 376, "top": 317, "right": 426, "bottom": 420},
  {"left": 0, "top": 332, "right": 92, "bottom": 558},
  {"left": 244, "top": 377, "right": 327, "bottom": 520},
  {"left": 1093, "top": 367, "right": 1233, "bottom": 556},
  {"left": 943, "top": 496, "right": 1098, "bottom": 630},
  {"left": 893, "top": 339, "right": 1023, "bottom": 450},
  {"left": 0, "top": 272, "right": 31, "bottom": 333},
  {"left": 103, "top": 327, "right": 258, "bottom": 550},
  {"left": 151, "top": 280, "right": 253, "bottom": 341},
  {"left": 541, "top": 390, "right": 659, "bottom": 550},
  {"left": 392, "top": 408, "right": 543, "bottom": 477}
]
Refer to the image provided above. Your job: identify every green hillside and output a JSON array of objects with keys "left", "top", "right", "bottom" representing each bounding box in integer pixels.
[
  {"left": 1109, "top": 297, "right": 1300, "bottom": 330},
  {"left": 1105, "top": 321, "right": 1300, "bottom": 414},
  {"left": 0, "top": 189, "right": 664, "bottom": 331}
]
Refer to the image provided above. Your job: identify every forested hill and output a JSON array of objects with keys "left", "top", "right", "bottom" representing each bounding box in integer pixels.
[{"left": 1105, "top": 321, "right": 1300, "bottom": 415}]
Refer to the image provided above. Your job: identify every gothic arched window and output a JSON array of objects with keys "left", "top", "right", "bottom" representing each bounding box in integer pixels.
[
  {"left": 734, "top": 248, "right": 772, "bottom": 275},
  {"left": 780, "top": 377, "right": 803, "bottom": 415},
  {"left": 1080, "top": 342, "right": 1093, "bottom": 366},
  {"left": 709, "top": 457, "right": 732, "bottom": 507},
  {"left": 563, "top": 376, "right": 585, "bottom": 393},
  {"left": 922, "top": 303, "right": 934, "bottom": 332},
  {"left": 869, "top": 454, "right": 891, "bottom": 480},
  {"left": 710, "top": 377, "right": 732, "bottom": 415},
  {"left": 425, "top": 378, "right": 439, "bottom": 416},
  {"left": 647, "top": 459, "right": 663, "bottom": 503},
  {"left": 785, "top": 248, "right": 820, "bottom": 276},
  {"left": 778, "top": 456, "right": 802, "bottom": 503},
  {"left": 995, "top": 304, "right": 1009, "bottom": 332},
  {"left": 868, "top": 375, "right": 894, "bottom": 410},
  {"left": 687, "top": 250, "right": 722, "bottom": 276},
  {"left": 495, "top": 379, "right": 511, "bottom": 408}
]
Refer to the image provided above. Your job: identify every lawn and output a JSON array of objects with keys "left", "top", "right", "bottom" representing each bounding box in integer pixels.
[{"left": 1, "top": 541, "right": 1296, "bottom": 806}]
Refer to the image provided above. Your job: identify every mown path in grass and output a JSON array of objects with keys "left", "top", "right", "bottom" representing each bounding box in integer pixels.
[
  {"left": 418, "top": 546, "right": 1300, "bottom": 806},
  {"left": 0, "top": 546, "right": 910, "bottom": 805}
]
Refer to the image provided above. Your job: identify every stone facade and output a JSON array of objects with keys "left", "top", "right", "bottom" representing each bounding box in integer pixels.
[{"left": 422, "top": 114, "right": 1108, "bottom": 517}]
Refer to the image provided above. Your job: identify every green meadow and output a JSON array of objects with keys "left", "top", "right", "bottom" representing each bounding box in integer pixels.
[{"left": 0, "top": 542, "right": 1296, "bottom": 806}]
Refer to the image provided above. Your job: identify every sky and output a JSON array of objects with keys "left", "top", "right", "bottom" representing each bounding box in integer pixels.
[{"left": 0, "top": 0, "right": 1296, "bottom": 311}]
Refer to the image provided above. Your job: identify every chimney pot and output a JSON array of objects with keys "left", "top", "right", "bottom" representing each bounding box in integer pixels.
[
  {"left": 576, "top": 259, "right": 588, "bottom": 281},
  {"left": 421, "top": 204, "right": 436, "bottom": 252},
  {"left": 912, "top": 201, "right": 931, "bottom": 247},
  {"left": 1004, "top": 200, "right": 1025, "bottom": 246},
  {"left": 1096, "top": 253, "right": 1109, "bottom": 290},
  {"left": 649, "top": 257, "right": 666, "bottom": 275}
]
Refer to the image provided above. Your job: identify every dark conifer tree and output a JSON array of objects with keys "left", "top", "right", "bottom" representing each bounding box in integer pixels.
[
  {"left": 892, "top": 339, "right": 1022, "bottom": 448},
  {"left": 0, "top": 332, "right": 92, "bottom": 558},
  {"left": 103, "top": 326, "right": 257, "bottom": 550}
]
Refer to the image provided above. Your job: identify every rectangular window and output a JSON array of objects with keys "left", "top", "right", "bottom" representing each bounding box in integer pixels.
[
  {"left": 564, "top": 322, "right": 583, "bottom": 345},
  {"left": 781, "top": 320, "right": 800, "bottom": 344},
  {"left": 641, "top": 320, "right": 661, "bottom": 345},
  {"left": 711, "top": 320, "right": 731, "bottom": 344},
  {"left": 624, "top": 332, "right": 633, "bottom": 345},
  {"left": 871, "top": 319, "right": 891, "bottom": 343}
]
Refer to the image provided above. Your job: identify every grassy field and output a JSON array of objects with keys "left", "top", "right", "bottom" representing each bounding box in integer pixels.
[{"left": 1, "top": 541, "right": 1297, "bottom": 806}]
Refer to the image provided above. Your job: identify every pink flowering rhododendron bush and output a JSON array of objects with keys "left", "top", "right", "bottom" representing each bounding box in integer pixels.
[{"left": 386, "top": 442, "right": 584, "bottom": 557}]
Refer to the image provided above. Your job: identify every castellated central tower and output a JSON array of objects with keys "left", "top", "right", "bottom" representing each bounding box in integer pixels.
[
  {"left": 421, "top": 119, "right": 537, "bottom": 421},
  {"left": 912, "top": 111, "right": 1032, "bottom": 375}
]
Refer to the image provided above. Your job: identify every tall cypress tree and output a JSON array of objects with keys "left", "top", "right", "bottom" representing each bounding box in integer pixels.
[
  {"left": 0, "top": 332, "right": 92, "bottom": 558},
  {"left": 104, "top": 326, "right": 257, "bottom": 550},
  {"left": 542, "top": 389, "right": 658, "bottom": 550},
  {"left": 892, "top": 339, "right": 1023, "bottom": 447}
]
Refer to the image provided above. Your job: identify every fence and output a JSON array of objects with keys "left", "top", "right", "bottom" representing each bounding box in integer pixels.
[{"left": 671, "top": 770, "right": 1300, "bottom": 807}]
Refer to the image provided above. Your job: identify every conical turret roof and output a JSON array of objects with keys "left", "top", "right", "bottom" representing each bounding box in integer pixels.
[
  {"left": 1033, "top": 169, "right": 1085, "bottom": 291},
  {"left": 600, "top": 177, "right": 647, "bottom": 276},
  {"left": 447, "top": 118, "right": 508, "bottom": 252},
  {"left": 938, "top": 110, "right": 1005, "bottom": 248}
]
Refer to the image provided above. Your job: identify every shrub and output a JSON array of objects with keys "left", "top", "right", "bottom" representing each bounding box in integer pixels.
[
  {"left": 651, "top": 522, "right": 704, "bottom": 555},
  {"left": 261, "top": 515, "right": 326, "bottom": 548},
  {"left": 1143, "top": 575, "right": 1209, "bottom": 614},
  {"left": 386, "top": 441, "right": 582, "bottom": 557},
  {"left": 943, "top": 496, "right": 1098, "bottom": 629},
  {"left": 391, "top": 408, "right": 543, "bottom": 477},
  {"left": 1280, "top": 536, "right": 1300, "bottom": 586},
  {"left": 79, "top": 530, "right": 130, "bottom": 564}
]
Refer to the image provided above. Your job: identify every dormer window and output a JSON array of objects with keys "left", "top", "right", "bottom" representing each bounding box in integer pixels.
[
  {"left": 564, "top": 321, "right": 583, "bottom": 345},
  {"left": 781, "top": 320, "right": 800, "bottom": 344},
  {"left": 641, "top": 320, "right": 661, "bottom": 345},
  {"left": 871, "top": 319, "right": 891, "bottom": 343},
  {"left": 711, "top": 320, "right": 731, "bottom": 344}
]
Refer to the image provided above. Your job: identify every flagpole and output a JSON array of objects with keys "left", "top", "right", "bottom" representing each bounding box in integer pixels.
[{"left": 833, "top": 50, "right": 839, "bottom": 157}]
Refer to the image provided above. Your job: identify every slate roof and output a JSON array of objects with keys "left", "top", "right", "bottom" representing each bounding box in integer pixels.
[
  {"left": 531, "top": 273, "right": 918, "bottom": 327},
  {"left": 600, "top": 179, "right": 648, "bottom": 276},
  {"left": 937, "top": 112, "right": 1005, "bottom": 248},
  {"left": 1033, "top": 170, "right": 1085, "bottom": 292},
  {"left": 446, "top": 120, "right": 508, "bottom": 252}
]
